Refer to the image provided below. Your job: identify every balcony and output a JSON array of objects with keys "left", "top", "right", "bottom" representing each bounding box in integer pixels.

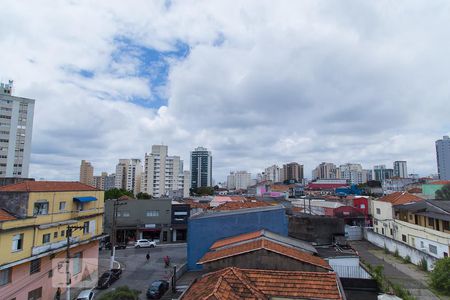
[{"left": 32, "top": 236, "right": 80, "bottom": 256}]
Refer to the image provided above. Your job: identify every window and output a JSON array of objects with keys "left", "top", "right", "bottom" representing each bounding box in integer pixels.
[
  {"left": 174, "top": 211, "right": 188, "bottom": 216},
  {"left": 444, "top": 221, "right": 450, "bottom": 231},
  {"left": 409, "top": 214, "right": 413, "bottom": 220},
  {"left": 381, "top": 228, "right": 384, "bottom": 235},
  {"left": 146, "top": 210, "right": 159, "bottom": 217},
  {"left": 374, "top": 219, "right": 378, "bottom": 225},
  {"left": 54, "top": 232, "right": 58, "bottom": 238},
  {"left": 0, "top": 268, "right": 11, "bottom": 286},
  {"left": 122, "top": 211, "right": 130, "bottom": 217},
  {"left": 429, "top": 244, "right": 437, "bottom": 254},
  {"left": 77, "top": 202, "right": 84, "bottom": 211},
  {"left": 360, "top": 204, "right": 366, "bottom": 209},
  {"left": 428, "top": 217, "right": 434, "bottom": 227},
  {"left": 33, "top": 202, "right": 48, "bottom": 215},
  {"left": 42, "top": 234, "right": 50, "bottom": 244},
  {"left": 73, "top": 252, "right": 82, "bottom": 275},
  {"left": 59, "top": 202, "right": 66, "bottom": 211},
  {"left": 390, "top": 229, "right": 393, "bottom": 236},
  {"left": 30, "top": 258, "right": 41, "bottom": 274},
  {"left": 27, "top": 287, "right": 42, "bottom": 300},
  {"left": 376, "top": 208, "right": 381, "bottom": 215},
  {"left": 61, "top": 230, "right": 65, "bottom": 237},
  {"left": 83, "top": 221, "right": 89, "bottom": 234},
  {"left": 12, "top": 234, "right": 23, "bottom": 251},
  {"left": 402, "top": 234, "right": 407, "bottom": 242},
  {"left": 421, "top": 241, "right": 424, "bottom": 248}
]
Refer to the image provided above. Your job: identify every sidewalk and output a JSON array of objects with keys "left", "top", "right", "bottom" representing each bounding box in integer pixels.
[{"left": 351, "top": 241, "right": 448, "bottom": 300}]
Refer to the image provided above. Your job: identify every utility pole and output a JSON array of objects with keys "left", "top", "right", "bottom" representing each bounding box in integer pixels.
[
  {"left": 110, "top": 199, "right": 126, "bottom": 270},
  {"left": 65, "top": 224, "right": 84, "bottom": 300}
]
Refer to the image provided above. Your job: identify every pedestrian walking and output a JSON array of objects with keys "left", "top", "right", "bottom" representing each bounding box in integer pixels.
[
  {"left": 146, "top": 252, "right": 150, "bottom": 262},
  {"left": 54, "top": 287, "right": 61, "bottom": 300}
]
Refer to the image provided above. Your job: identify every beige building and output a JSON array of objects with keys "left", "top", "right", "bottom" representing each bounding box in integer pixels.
[
  {"left": 114, "top": 159, "right": 142, "bottom": 195},
  {"left": 142, "top": 145, "right": 186, "bottom": 198},
  {"left": 282, "top": 162, "right": 304, "bottom": 182},
  {"left": 312, "top": 162, "right": 340, "bottom": 180},
  {"left": 79, "top": 160, "right": 94, "bottom": 187}
]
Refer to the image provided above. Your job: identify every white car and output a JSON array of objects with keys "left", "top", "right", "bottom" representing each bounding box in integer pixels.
[
  {"left": 76, "top": 289, "right": 95, "bottom": 300},
  {"left": 134, "top": 239, "right": 156, "bottom": 248}
]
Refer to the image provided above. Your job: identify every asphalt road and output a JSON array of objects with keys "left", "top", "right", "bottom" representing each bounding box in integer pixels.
[{"left": 96, "top": 243, "right": 187, "bottom": 299}]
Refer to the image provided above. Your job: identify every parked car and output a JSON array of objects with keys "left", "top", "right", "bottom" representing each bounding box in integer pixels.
[
  {"left": 76, "top": 289, "right": 95, "bottom": 300},
  {"left": 135, "top": 239, "right": 156, "bottom": 248},
  {"left": 146, "top": 280, "right": 169, "bottom": 299},
  {"left": 103, "top": 242, "right": 127, "bottom": 250},
  {"left": 97, "top": 268, "right": 122, "bottom": 289}
]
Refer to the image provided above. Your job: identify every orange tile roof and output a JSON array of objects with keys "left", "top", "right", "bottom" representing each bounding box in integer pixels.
[
  {"left": 270, "top": 185, "right": 290, "bottom": 192},
  {"left": 428, "top": 180, "right": 450, "bottom": 185},
  {"left": 181, "top": 267, "right": 342, "bottom": 300},
  {"left": 0, "top": 181, "right": 99, "bottom": 192},
  {"left": 378, "top": 192, "right": 423, "bottom": 205},
  {"left": 183, "top": 199, "right": 210, "bottom": 209},
  {"left": 407, "top": 187, "right": 422, "bottom": 194},
  {"left": 0, "top": 209, "right": 16, "bottom": 221},
  {"left": 198, "top": 239, "right": 331, "bottom": 270},
  {"left": 213, "top": 200, "right": 273, "bottom": 211},
  {"left": 210, "top": 230, "right": 264, "bottom": 250}
]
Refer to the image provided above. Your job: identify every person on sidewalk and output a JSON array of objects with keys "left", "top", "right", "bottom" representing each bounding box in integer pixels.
[
  {"left": 146, "top": 252, "right": 150, "bottom": 262},
  {"left": 54, "top": 287, "right": 61, "bottom": 300}
]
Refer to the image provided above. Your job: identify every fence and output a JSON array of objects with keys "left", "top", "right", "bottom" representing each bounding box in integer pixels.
[{"left": 364, "top": 229, "right": 437, "bottom": 271}]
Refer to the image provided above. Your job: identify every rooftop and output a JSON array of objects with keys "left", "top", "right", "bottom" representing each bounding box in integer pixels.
[
  {"left": 190, "top": 204, "right": 285, "bottom": 220},
  {"left": 181, "top": 267, "right": 343, "bottom": 300},
  {"left": 198, "top": 239, "right": 330, "bottom": 270},
  {"left": 213, "top": 200, "right": 274, "bottom": 211},
  {"left": 378, "top": 191, "right": 423, "bottom": 205},
  {"left": 0, "top": 181, "right": 99, "bottom": 192},
  {"left": 0, "top": 208, "right": 16, "bottom": 221},
  {"left": 209, "top": 229, "right": 317, "bottom": 254}
]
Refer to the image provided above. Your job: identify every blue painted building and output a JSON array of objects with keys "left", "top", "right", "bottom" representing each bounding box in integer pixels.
[{"left": 187, "top": 205, "right": 288, "bottom": 270}]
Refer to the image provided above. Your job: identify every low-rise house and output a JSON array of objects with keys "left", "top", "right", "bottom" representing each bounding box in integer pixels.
[
  {"left": 180, "top": 267, "right": 344, "bottom": 300},
  {"left": 371, "top": 192, "right": 423, "bottom": 237},
  {"left": 0, "top": 181, "right": 104, "bottom": 300},
  {"left": 197, "top": 230, "right": 328, "bottom": 272},
  {"left": 393, "top": 200, "right": 450, "bottom": 258},
  {"left": 422, "top": 180, "right": 450, "bottom": 199}
]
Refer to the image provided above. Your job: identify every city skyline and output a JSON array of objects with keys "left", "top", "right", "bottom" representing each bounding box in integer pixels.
[{"left": 2, "top": 2, "right": 450, "bottom": 182}]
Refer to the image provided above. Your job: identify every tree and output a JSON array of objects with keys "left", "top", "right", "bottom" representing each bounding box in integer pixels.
[
  {"left": 430, "top": 257, "right": 450, "bottom": 295},
  {"left": 98, "top": 286, "right": 140, "bottom": 300},
  {"left": 136, "top": 192, "right": 152, "bottom": 199},
  {"left": 435, "top": 183, "right": 450, "bottom": 200},
  {"left": 190, "top": 186, "right": 214, "bottom": 196},
  {"left": 105, "top": 188, "right": 134, "bottom": 200}
]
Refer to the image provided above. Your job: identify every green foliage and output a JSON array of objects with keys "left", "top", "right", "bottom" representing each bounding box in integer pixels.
[
  {"left": 435, "top": 183, "right": 450, "bottom": 200},
  {"left": 418, "top": 257, "right": 428, "bottom": 271},
  {"left": 136, "top": 192, "right": 152, "bottom": 199},
  {"left": 190, "top": 186, "right": 214, "bottom": 196},
  {"left": 430, "top": 257, "right": 450, "bottom": 295},
  {"left": 392, "top": 283, "right": 415, "bottom": 300},
  {"left": 393, "top": 248, "right": 399, "bottom": 258},
  {"left": 97, "top": 286, "right": 140, "bottom": 300},
  {"left": 403, "top": 255, "right": 411, "bottom": 264},
  {"left": 105, "top": 188, "right": 134, "bottom": 200}
]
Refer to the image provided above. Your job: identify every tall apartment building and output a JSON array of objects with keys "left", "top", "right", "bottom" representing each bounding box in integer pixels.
[
  {"left": 79, "top": 160, "right": 94, "bottom": 186},
  {"left": 264, "top": 165, "right": 281, "bottom": 182},
  {"left": 191, "top": 146, "right": 212, "bottom": 189},
  {"left": 115, "top": 159, "right": 142, "bottom": 195},
  {"left": 141, "top": 145, "right": 184, "bottom": 198},
  {"left": 339, "top": 163, "right": 371, "bottom": 185},
  {"left": 312, "top": 162, "right": 340, "bottom": 180},
  {"left": 393, "top": 161, "right": 408, "bottom": 178},
  {"left": 227, "top": 171, "right": 252, "bottom": 190},
  {"left": 282, "top": 162, "right": 303, "bottom": 182},
  {"left": 93, "top": 171, "right": 116, "bottom": 190},
  {"left": 0, "top": 181, "right": 104, "bottom": 300},
  {"left": 436, "top": 136, "right": 450, "bottom": 180},
  {"left": 0, "top": 81, "right": 35, "bottom": 178},
  {"left": 374, "top": 165, "right": 394, "bottom": 182}
]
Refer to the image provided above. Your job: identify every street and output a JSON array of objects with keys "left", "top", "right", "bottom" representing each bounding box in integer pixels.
[{"left": 96, "top": 243, "right": 187, "bottom": 299}]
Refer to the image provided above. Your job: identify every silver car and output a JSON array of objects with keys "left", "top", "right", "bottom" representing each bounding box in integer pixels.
[{"left": 134, "top": 239, "right": 156, "bottom": 248}]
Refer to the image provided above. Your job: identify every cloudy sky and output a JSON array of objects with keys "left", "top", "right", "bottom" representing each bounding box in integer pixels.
[{"left": 1, "top": 0, "right": 450, "bottom": 182}]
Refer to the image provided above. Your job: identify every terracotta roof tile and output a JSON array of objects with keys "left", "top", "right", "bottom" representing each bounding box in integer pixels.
[
  {"left": 378, "top": 192, "right": 423, "bottom": 205},
  {"left": 428, "top": 180, "right": 450, "bottom": 185},
  {"left": 199, "top": 239, "right": 331, "bottom": 270},
  {"left": 0, "top": 209, "right": 16, "bottom": 221},
  {"left": 181, "top": 267, "right": 342, "bottom": 300},
  {"left": 407, "top": 187, "right": 422, "bottom": 194},
  {"left": 0, "top": 181, "right": 99, "bottom": 192},
  {"left": 213, "top": 201, "right": 273, "bottom": 211},
  {"left": 210, "top": 230, "right": 265, "bottom": 250}
]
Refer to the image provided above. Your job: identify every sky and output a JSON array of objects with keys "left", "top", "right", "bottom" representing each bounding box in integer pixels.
[{"left": 1, "top": 0, "right": 450, "bottom": 182}]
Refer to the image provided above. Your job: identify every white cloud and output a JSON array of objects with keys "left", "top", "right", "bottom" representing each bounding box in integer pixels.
[{"left": 0, "top": 0, "right": 449, "bottom": 181}]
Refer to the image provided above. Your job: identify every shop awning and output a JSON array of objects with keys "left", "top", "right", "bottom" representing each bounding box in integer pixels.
[{"left": 73, "top": 196, "right": 97, "bottom": 203}]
